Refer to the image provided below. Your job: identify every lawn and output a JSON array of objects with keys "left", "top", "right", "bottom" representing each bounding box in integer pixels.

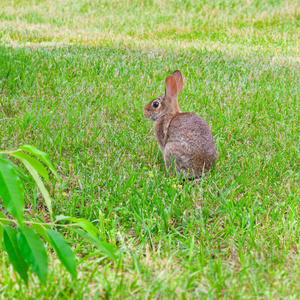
[{"left": 0, "top": 0, "right": 300, "bottom": 298}]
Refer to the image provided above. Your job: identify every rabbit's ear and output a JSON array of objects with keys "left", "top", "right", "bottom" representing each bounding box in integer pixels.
[
  {"left": 172, "top": 70, "right": 183, "bottom": 93},
  {"left": 165, "top": 75, "right": 177, "bottom": 99}
]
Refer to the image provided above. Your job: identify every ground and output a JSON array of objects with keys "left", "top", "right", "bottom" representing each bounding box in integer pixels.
[{"left": 0, "top": 0, "right": 300, "bottom": 298}]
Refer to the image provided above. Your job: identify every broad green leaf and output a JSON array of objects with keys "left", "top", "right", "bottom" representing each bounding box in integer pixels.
[
  {"left": 10, "top": 151, "right": 50, "bottom": 181},
  {"left": 0, "top": 212, "right": 9, "bottom": 242},
  {"left": 72, "top": 228, "right": 117, "bottom": 260},
  {"left": 26, "top": 215, "right": 51, "bottom": 242},
  {"left": 55, "top": 215, "right": 75, "bottom": 222},
  {"left": 0, "top": 155, "right": 30, "bottom": 182},
  {"left": 73, "top": 221, "right": 101, "bottom": 240},
  {"left": 0, "top": 211, "right": 9, "bottom": 225},
  {"left": 19, "top": 159, "right": 53, "bottom": 220},
  {"left": 56, "top": 215, "right": 115, "bottom": 260},
  {"left": 46, "top": 229, "right": 77, "bottom": 279},
  {"left": 3, "top": 226, "right": 29, "bottom": 284},
  {"left": 0, "top": 155, "right": 24, "bottom": 226},
  {"left": 55, "top": 215, "right": 102, "bottom": 239},
  {"left": 20, "top": 145, "right": 61, "bottom": 183},
  {"left": 17, "top": 226, "right": 48, "bottom": 285},
  {"left": 31, "top": 223, "right": 50, "bottom": 243},
  {"left": 0, "top": 224, "right": 3, "bottom": 243}
]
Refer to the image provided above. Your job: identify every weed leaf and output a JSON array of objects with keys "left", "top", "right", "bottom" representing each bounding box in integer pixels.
[
  {"left": 31, "top": 223, "right": 50, "bottom": 243},
  {"left": 72, "top": 228, "right": 117, "bottom": 260},
  {"left": 17, "top": 226, "right": 48, "bottom": 285},
  {"left": 20, "top": 145, "right": 61, "bottom": 183},
  {"left": 46, "top": 229, "right": 77, "bottom": 280},
  {"left": 0, "top": 155, "right": 24, "bottom": 226},
  {"left": 3, "top": 226, "right": 29, "bottom": 284},
  {"left": 19, "top": 158, "right": 53, "bottom": 220},
  {"left": 0, "top": 211, "right": 9, "bottom": 225},
  {"left": 55, "top": 215, "right": 102, "bottom": 239},
  {"left": 0, "top": 155, "right": 30, "bottom": 182},
  {"left": 11, "top": 151, "right": 50, "bottom": 181}
]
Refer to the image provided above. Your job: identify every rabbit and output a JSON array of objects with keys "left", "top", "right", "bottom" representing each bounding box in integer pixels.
[{"left": 143, "top": 70, "right": 217, "bottom": 179}]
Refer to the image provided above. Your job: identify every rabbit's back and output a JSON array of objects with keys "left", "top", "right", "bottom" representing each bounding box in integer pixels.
[
  {"left": 164, "top": 112, "right": 217, "bottom": 178},
  {"left": 167, "top": 113, "right": 216, "bottom": 155}
]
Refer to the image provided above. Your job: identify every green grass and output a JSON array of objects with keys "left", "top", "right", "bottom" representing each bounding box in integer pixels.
[{"left": 1, "top": 0, "right": 300, "bottom": 298}]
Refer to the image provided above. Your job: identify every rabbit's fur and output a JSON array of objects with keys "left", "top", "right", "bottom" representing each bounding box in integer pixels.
[{"left": 143, "top": 70, "right": 217, "bottom": 179}]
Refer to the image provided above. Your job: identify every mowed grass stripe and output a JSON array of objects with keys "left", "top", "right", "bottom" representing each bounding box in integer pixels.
[{"left": 0, "top": 0, "right": 300, "bottom": 56}]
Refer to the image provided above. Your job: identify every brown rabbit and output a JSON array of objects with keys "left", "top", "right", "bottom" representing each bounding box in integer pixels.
[{"left": 143, "top": 70, "right": 217, "bottom": 179}]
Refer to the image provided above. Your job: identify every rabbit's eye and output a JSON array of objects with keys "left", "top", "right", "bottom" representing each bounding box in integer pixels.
[{"left": 153, "top": 101, "right": 159, "bottom": 108}]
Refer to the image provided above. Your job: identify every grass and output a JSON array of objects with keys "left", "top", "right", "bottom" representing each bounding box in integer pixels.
[{"left": 0, "top": 0, "right": 300, "bottom": 298}]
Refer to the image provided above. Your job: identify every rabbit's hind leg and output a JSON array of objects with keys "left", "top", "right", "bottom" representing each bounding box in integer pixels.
[{"left": 164, "top": 144, "right": 191, "bottom": 179}]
